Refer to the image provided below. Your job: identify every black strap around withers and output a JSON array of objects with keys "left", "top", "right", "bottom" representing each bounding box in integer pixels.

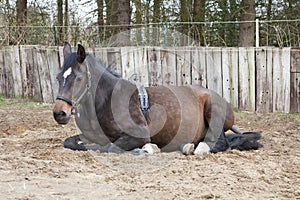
[{"left": 137, "top": 86, "right": 150, "bottom": 121}]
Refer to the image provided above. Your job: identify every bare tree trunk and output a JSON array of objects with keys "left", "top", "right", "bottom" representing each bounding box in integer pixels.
[
  {"left": 64, "top": 0, "right": 69, "bottom": 42},
  {"left": 118, "top": 0, "right": 131, "bottom": 46},
  {"left": 105, "top": 0, "right": 119, "bottom": 38},
  {"left": 180, "top": 0, "right": 190, "bottom": 45},
  {"left": 266, "top": 0, "right": 272, "bottom": 46},
  {"left": 193, "top": 0, "right": 205, "bottom": 45},
  {"left": 16, "top": 0, "right": 27, "bottom": 44},
  {"left": 134, "top": 0, "right": 142, "bottom": 43},
  {"left": 238, "top": 0, "right": 255, "bottom": 46},
  {"left": 153, "top": 0, "right": 161, "bottom": 45},
  {"left": 96, "top": 0, "right": 104, "bottom": 43},
  {"left": 57, "top": 0, "right": 63, "bottom": 45}
]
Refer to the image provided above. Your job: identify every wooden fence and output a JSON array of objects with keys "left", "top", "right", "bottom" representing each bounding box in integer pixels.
[{"left": 0, "top": 46, "right": 299, "bottom": 113}]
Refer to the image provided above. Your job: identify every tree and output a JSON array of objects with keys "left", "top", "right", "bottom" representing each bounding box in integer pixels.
[
  {"left": 105, "top": 0, "right": 118, "bottom": 39},
  {"left": 64, "top": 0, "right": 69, "bottom": 41},
  {"left": 133, "top": 0, "right": 142, "bottom": 43},
  {"left": 16, "top": 0, "right": 27, "bottom": 44},
  {"left": 57, "top": 0, "right": 63, "bottom": 45},
  {"left": 117, "top": 0, "right": 131, "bottom": 46},
  {"left": 153, "top": 0, "right": 161, "bottom": 45},
  {"left": 238, "top": 0, "right": 255, "bottom": 46},
  {"left": 192, "top": 0, "right": 205, "bottom": 45},
  {"left": 96, "top": 0, "right": 104, "bottom": 41}
]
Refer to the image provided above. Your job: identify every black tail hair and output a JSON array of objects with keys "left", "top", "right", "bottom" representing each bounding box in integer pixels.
[{"left": 226, "top": 132, "right": 263, "bottom": 151}]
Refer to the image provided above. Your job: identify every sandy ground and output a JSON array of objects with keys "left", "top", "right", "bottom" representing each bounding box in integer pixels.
[{"left": 0, "top": 101, "right": 299, "bottom": 200}]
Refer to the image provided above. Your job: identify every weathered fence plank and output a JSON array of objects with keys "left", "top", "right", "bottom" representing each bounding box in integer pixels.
[
  {"left": 291, "top": 48, "right": 300, "bottom": 73},
  {"left": 272, "top": 48, "right": 290, "bottom": 113},
  {"left": 191, "top": 47, "right": 206, "bottom": 87},
  {"left": 206, "top": 47, "right": 222, "bottom": 96},
  {"left": 290, "top": 72, "right": 300, "bottom": 112},
  {"left": 121, "top": 46, "right": 135, "bottom": 80},
  {"left": 230, "top": 48, "right": 239, "bottom": 109},
  {"left": 20, "top": 46, "right": 32, "bottom": 99},
  {"left": 134, "top": 47, "right": 148, "bottom": 85},
  {"left": 256, "top": 47, "right": 267, "bottom": 113},
  {"left": 290, "top": 48, "right": 300, "bottom": 112},
  {"left": 0, "top": 49, "right": 5, "bottom": 95},
  {"left": 176, "top": 47, "right": 191, "bottom": 86},
  {"left": 161, "top": 47, "right": 176, "bottom": 86},
  {"left": 30, "top": 47, "right": 42, "bottom": 101},
  {"left": 266, "top": 47, "right": 274, "bottom": 112},
  {"left": 238, "top": 47, "right": 255, "bottom": 111},
  {"left": 6, "top": 46, "right": 22, "bottom": 97},
  {"left": 221, "top": 48, "right": 230, "bottom": 104},
  {"left": 106, "top": 48, "right": 122, "bottom": 75},
  {"left": 4, "top": 47, "right": 15, "bottom": 97},
  {"left": 94, "top": 47, "right": 108, "bottom": 65},
  {"left": 46, "top": 47, "right": 60, "bottom": 101},
  {"left": 148, "top": 48, "right": 162, "bottom": 86},
  {"left": 35, "top": 46, "right": 53, "bottom": 103}
]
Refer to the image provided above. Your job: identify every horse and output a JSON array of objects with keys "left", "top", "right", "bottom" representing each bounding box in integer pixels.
[{"left": 53, "top": 42, "right": 262, "bottom": 155}]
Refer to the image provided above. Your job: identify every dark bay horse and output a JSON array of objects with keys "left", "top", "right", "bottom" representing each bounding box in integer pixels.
[{"left": 53, "top": 42, "right": 262, "bottom": 155}]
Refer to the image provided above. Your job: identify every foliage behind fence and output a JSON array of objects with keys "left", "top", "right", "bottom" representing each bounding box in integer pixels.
[
  {"left": 0, "top": 45, "right": 299, "bottom": 113},
  {"left": 1, "top": 20, "right": 300, "bottom": 47}
]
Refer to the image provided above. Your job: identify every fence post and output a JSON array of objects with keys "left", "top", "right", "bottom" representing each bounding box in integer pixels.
[
  {"left": 256, "top": 19, "right": 259, "bottom": 47},
  {"left": 165, "top": 21, "right": 169, "bottom": 47}
]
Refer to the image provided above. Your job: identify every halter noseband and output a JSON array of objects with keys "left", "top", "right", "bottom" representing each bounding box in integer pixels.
[{"left": 56, "top": 62, "right": 91, "bottom": 114}]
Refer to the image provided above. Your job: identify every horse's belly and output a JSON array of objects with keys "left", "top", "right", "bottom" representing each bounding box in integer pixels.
[{"left": 147, "top": 86, "right": 206, "bottom": 152}]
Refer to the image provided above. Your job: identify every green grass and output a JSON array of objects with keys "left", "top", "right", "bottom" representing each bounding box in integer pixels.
[
  {"left": 234, "top": 111, "right": 300, "bottom": 122},
  {"left": 0, "top": 95, "right": 53, "bottom": 109}
]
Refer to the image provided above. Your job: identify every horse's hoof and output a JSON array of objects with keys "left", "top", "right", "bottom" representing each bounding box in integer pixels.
[
  {"left": 142, "top": 143, "right": 161, "bottom": 154},
  {"left": 180, "top": 143, "right": 195, "bottom": 155},
  {"left": 194, "top": 142, "right": 210, "bottom": 155}
]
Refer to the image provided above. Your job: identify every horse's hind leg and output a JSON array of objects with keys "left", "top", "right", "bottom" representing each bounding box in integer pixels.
[{"left": 209, "top": 130, "right": 230, "bottom": 153}]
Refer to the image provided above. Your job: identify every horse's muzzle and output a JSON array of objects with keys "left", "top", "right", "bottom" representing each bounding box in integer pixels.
[{"left": 53, "top": 110, "right": 70, "bottom": 124}]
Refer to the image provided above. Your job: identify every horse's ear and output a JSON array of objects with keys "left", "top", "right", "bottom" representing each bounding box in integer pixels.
[
  {"left": 63, "top": 41, "right": 72, "bottom": 58},
  {"left": 77, "top": 44, "right": 86, "bottom": 63}
]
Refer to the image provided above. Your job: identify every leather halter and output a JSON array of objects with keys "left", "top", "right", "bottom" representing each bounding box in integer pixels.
[{"left": 56, "top": 62, "right": 91, "bottom": 114}]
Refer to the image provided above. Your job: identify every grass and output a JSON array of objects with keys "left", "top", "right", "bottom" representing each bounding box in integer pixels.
[
  {"left": 0, "top": 95, "right": 53, "bottom": 109},
  {"left": 234, "top": 110, "right": 300, "bottom": 122}
]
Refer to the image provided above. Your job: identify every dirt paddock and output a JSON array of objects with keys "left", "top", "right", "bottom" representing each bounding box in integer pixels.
[{"left": 0, "top": 100, "right": 299, "bottom": 199}]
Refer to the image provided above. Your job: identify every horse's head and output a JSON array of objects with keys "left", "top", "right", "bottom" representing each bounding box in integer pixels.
[{"left": 53, "top": 42, "right": 88, "bottom": 124}]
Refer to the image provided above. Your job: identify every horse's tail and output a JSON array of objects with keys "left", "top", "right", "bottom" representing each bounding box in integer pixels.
[{"left": 226, "top": 132, "right": 263, "bottom": 151}]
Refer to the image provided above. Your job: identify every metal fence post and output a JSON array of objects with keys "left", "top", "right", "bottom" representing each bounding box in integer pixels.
[{"left": 165, "top": 21, "right": 169, "bottom": 47}]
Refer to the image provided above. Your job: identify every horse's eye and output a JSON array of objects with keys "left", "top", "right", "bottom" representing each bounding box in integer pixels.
[{"left": 76, "top": 77, "right": 82, "bottom": 82}]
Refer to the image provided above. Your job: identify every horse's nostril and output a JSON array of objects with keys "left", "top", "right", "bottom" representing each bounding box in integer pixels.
[
  {"left": 53, "top": 110, "right": 69, "bottom": 124},
  {"left": 53, "top": 111, "right": 66, "bottom": 118},
  {"left": 59, "top": 111, "right": 66, "bottom": 117}
]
